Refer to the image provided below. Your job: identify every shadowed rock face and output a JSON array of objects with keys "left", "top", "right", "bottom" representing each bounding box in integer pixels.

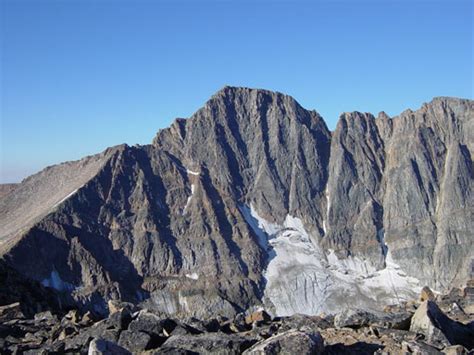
[{"left": 0, "top": 87, "right": 472, "bottom": 317}]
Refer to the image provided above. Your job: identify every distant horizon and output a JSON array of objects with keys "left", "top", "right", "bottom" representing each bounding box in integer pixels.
[{"left": 2, "top": 0, "right": 472, "bottom": 183}]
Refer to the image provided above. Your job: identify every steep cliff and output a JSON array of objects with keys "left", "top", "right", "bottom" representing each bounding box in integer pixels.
[{"left": 0, "top": 87, "right": 472, "bottom": 317}]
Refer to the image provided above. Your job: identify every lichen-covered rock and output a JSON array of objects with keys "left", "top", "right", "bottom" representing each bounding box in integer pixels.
[{"left": 243, "top": 329, "right": 324, "bottom": 355}]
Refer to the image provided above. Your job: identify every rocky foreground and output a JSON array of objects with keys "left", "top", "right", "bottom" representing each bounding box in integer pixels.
[{"left": 1, "top": 283, "right": 473, "bottom": 354}]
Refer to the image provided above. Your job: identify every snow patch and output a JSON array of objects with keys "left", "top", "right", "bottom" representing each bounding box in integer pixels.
[
  {"left": 327, "top": 248, "right": 421, "bottom": 305},
  {"left": 322, "top": 221, "right": 328, "bottom": 235},
  {"left": 249, "top": 204, "right": 281, "bottom": 236},
  {"left": 326, "top": 249, "right": 377, "bottom": 276},
  {"left": 185, "top": 273, "right": 199, "bottom": 280},
  {"left": 322, "top": 186, "right": 330, "bottom": 234},
  {"left": 239, "top": 205, "right": 268, "bottom": 249},
  {"left": 52, "top": 189, "right": 78, "bottom": 208},
  {"left": 41, "top": 270, "right": 75, "bottom": 292},
  {"left": 183, "top": 184, "right": 196, "bottom": 214},
  {"left": 186, "top": 169, "right": 200, "bottom": 176}
]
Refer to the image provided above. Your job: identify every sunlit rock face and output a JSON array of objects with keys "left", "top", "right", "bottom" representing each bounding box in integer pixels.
[{"left": 0, "top": 87, "right": 472, "bottom": 317}]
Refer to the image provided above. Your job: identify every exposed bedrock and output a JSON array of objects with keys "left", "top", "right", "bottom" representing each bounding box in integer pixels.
[{"left": 0, "top": 87, "right": 472, "bottom": 317}]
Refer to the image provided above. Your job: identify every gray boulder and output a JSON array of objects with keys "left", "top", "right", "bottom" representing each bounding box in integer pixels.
[
  {"left": 88, "top": 338, "right": 130, "bottom": 355},
  {"left": 401, "top": 340, "right": 443, "bottom": 354},
  {"left": 243, "top": 329, "right": 324, "bottom": 354},
  {"left": 409, "top": 300, "right": 474, "bottom": 349},
  {"left": 279, "top": 314, "right": 333, "bottom": 331},
  {"left": 162, "top": 332, "right": 258, "bottom": 354},
  {"left": 334, "top": 309, "right": 380, "bottom": 329},
  {"left": 118, "top": 329, "right": 152, "bottom": 352}
]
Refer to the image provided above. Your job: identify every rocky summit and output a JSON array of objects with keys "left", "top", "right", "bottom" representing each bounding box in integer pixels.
[{"left": 0, "top": 86, "right": 473, "bottom": 352}]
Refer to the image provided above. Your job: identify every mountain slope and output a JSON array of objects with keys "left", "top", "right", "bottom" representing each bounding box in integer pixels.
[{"left": 0, "top": 87, "right": 472, "bottom": 317}]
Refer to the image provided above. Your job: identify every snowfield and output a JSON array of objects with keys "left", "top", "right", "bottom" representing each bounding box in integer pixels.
[
  {"left": 183, "top": 184, "right": 196, "bottom": 214},
  {"left": 240, "top": 204, "right": 421, "bottom": 316}
]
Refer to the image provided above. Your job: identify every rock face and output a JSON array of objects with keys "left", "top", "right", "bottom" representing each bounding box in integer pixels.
[
  {"left": 0, "top": 86, "right": 473, "bottom": 318},
  {"left": 0, "top": 184, "right": 17, "bottom": 200}
]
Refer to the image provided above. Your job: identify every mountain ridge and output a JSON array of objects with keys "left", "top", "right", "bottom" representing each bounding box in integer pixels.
[{"left": 0, "top": 87, "right": 472, "bottom": 318}]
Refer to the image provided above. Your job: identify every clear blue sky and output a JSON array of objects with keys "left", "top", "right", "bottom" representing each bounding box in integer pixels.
[{"left": 1, "top": 0, "right": 472, "bottom": 183}]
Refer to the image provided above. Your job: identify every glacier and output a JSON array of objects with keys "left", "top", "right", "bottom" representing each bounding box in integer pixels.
[{"left": 241, "top": 204, "right": 422, "bottom": 316}]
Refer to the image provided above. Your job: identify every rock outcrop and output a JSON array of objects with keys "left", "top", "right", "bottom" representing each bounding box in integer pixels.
[
  {"left": 0, "top": 87, "right": 472, "bottom": 318},
  {"left": 409, "top": 300, "right": 474, "bottom": 349}
]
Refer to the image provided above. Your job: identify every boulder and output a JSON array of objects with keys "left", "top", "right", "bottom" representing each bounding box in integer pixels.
[
  {"left": 88, "top": 338, "right": 131, "bottom": 355},
  {"left": 107, "top": 300, "right": 136, "bottom": 315},
  {"left": 106, "top": 309, "right": 132, "bottom": 331},
  {"left": 57, "top": 326, "right": 78, "bottom": 340},
  {"left": 409, "top": 300, "right": 474, "bottom": 349},
  {"left": 371, "top": 327, "right": 418, "bottom": 343},
  {"left": 401, "top": 340, "right": 443, "bottom": 354},
  {"left": 231, "top": 313, "right": 250, "bottom": 332},
  {"left": 180, "top": 317, "right": 209, "bottom": 333},
  {"left": 41, "top": 340, "right": 66, "bottom": 353},
  {"left": 0, "top": 302, "right": 24, "bottom": 321},
  {"left": 449, "top": 302, "right": 466, "bottom": 315},
  {"left": 23, "top": 349, "right": 49, "bottom": 355},
  {"left": 65, "top": 320, "right": 121, "bottom": 352},
  {"left": 463, "top": 286, "right": 474, "bottom": 302},
  {"left": 118, "top": 330, "right": 151, "bottom": 352},
  {"left": 81, "top": 311, "right": 96, "bottom": 326},
  {"left": 463, "top": 304, "right": 474, "bottom": 315},
  {"left": 420, "top": 286, "right": 436, "bottom": 302},
  {"left": 334, "top": 309, "right": 379, "bottom": 329},
  {"left": 220, "top": 315, "right": 250, "bottom": 334},
  {"left": 162, "top": 333, "right": 258, "bottom": 354},
  {"left": 148, "top": 348, "right": 198, "bottom": 354},
  {"left": 279, "top": 314, "right": 333, "bottom": 331},
  {"left": 373, "top": 311, "right": 413, "bottom": 330},
  {"left": 63, "top": 309, "right": 80, "bottom": 324},
  {"left": 170, "top": 323, "right": 202, "bottom": 336},
  {"left": 34, "top": 311, "right": 57, "bottom": 323},
  {"left": 243, "top": 329, "right": 324, "bottom": 354},
  {"left": 128, "top": 310, "right": 176, "bottom": 336},
  {"left": 405, "top": 300, "right": 419, "bottom": 313},
  {"left": 202, "top": 318, "right": 221, "bottom": 332},
  {"left": 245, "top": 310, "right": 271, "bottom": 325},
  {"left": 442, "top": 345, "right": 469, "bottom": 355}
]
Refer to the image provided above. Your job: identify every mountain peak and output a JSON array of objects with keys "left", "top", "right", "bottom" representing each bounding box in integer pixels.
[
  {"left": 209, "top": 85, "right": 293, "bottom": 105},
  {"left": 1, "top": 87, "right": 472, "bottom": 324}
]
